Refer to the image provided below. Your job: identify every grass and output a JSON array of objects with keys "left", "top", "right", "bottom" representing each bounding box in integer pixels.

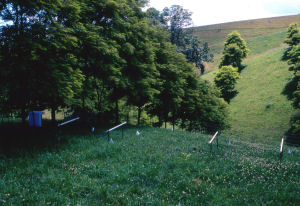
[
  {"left": 0, "top": 127, "right": 299, "bottom": 205},
  {"left": 1, "top": 15, "right": 300, "bottom": 205},
  {"left": 224, "top": 46, "right": 295, "bottom": 141},
  {"left": 196, "top": 15, "right": 299, "bottom": 141},
  {"left": 197, "top": 14, "right": 300, "bottom": 76}
]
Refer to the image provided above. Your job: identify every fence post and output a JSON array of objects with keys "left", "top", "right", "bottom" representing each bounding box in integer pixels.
[
  {"left": 208, "top": 131, "right": 219, "bottom": 153},
  {"left": 280, "top": 137, "right": 284, "bottom": 160}
]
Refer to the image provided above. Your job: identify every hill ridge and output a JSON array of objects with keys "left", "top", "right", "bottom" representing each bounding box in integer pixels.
[{"left": 194, "top": 14, "right": 300, "bottom": 30}]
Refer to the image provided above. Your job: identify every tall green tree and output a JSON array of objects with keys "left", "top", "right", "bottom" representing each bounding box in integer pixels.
[
  {"left": 0, "top": 0, "right": 47, "bottom": 122},
  {"left": 29, "top": 0, "right": 85, "bottom": 123},
  {"left": 214, "top": 66, "right": 240, "bottom": 103},
  {"left": 162, "top": 5, "right": 192, "bottom": 47},
  {"left": 219, "top": 31, "right": 249, "bottom": 72},
  {"left": 124, "top": 24, "right": 159, "bottom": 126},
  {"left": 182, "top": 36, "right": 213, "bottom": 74},
  {"left": 0, "top": 0, "right": 85, "bottom": 123},
  {"left": 148, "top": 29, "right": 186, "bottom": 129},
  {"left": 282, "top": 23, "right": 300, "bottom": 134},
  {"left": 179, "top": 71, "right": 229, "bottom": 132},
  {"left": 158, "top": 5, "right": 214, "bottom": 74},
  {"left": 285, "top": 23, "right": 300, "bottom": 47}
]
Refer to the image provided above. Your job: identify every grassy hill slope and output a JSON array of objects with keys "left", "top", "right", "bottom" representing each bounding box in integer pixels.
[
  {"left": 195, "top": 15, "right": 300, "bottom": 141},
  {"left": 228, "top": 47, "right": 294, "bottom": 141},
  {"left": 195, "top": 14, "right": 300, "bottom": 74},
  {"left": 0, "top": 127, "right": 299, "bottom": 205}
]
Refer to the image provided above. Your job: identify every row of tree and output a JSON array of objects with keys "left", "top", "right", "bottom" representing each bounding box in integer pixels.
[
  {"left": 282, "top": 23, "right": 300, "bottom": 134},
  {"left": 214, "top": 31, "right": 249, "bottom": 103},
  {"left": 0, "top": 0, "right": 228, "bottom": 131}
]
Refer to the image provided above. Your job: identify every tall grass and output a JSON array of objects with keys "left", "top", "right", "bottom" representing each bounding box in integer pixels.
[{"left": 0, "top": 127, "right": 299, "bottom": 205}]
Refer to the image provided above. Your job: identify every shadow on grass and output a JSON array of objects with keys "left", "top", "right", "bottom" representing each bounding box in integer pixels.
[{"left": 0, "top": 121, "right": 96, "bottom": 158}]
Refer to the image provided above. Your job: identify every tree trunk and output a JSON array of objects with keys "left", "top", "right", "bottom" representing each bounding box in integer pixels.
[
  {"left": 165, "top": 121, "right": 167, "bottom": 129},
  {"left": 21, "top": 107, "right": 26, "bottom": 124},
  {"left": 158, "top": 115, "right": 162, "bottom": 127},
  {"left": 115, "top": 100, "right": 119, "bottom": 124},
  {"left": 189, "top": 121, "right": 193, "bottom": 131},
  {"left": 126, "top": 110, "right": 129, "bottom": 124},
  {"left": 51, "top": 107, "right": 56, "bottom": 124},
  {"left": 82, "top": 95, "right": 85, "bottom": 109},
  {"left": 172, "top": 115, "right": 175, "bottom": 132},
  {"left": 137, "top": 106, "right": 141, "bottom": 126}
]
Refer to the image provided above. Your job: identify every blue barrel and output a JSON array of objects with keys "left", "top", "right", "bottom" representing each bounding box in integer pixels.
[{"left": 28, "top": 111, "right": 44, "bottom": 127}]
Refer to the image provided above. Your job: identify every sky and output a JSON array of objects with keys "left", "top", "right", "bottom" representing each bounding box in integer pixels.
[{"left": 145, "top": 0, "right": 300, "bottom": 26}]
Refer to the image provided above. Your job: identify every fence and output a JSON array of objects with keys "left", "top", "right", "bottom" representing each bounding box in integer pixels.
[
  {"left": 105, "top": 122, "right": 127, "bottom": 141},
  {"left": 280, "top": 137, "right": 284, "bottom": 159},
  {"left": 57, "top": 117, "right": 80, "bottom": 127},
  {"left": 208, "top": 131, "right": 219, "bottom": 152}
]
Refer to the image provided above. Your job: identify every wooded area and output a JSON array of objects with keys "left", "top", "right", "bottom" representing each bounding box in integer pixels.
[{"left": 0, "top": 0, "right": 228, "bottom": 131}]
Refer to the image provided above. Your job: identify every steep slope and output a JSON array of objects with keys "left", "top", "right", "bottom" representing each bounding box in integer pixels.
[
  {"left": 195, "top": 15, "right": 300, "bottom": 141},
  {"left": 195, "top": 14, "right": 300, "bottom": 75},
  {"left": 228, "top": 47, "right": 294, "bottom": 141}
]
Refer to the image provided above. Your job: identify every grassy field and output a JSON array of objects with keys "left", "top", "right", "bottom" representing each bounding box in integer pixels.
[
  {"left": 1, "top": 15, "right": 300, "bottom": 205},
  {"left": 225, "top": 47, "right": 295, "bottom": 141},
  {"left": 196, "top": 14, "right": 300, "bottom": 74},
  {"left": 196, "top": 15, "right": 300, "bottom": 141},
  {"left": 0, "top": 127, "right": 299, "bottom": 205}
]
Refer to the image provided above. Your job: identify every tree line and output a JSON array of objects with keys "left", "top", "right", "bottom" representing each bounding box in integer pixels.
[{"left": 0, "top": 0, "right": 228, "bottom": 131}]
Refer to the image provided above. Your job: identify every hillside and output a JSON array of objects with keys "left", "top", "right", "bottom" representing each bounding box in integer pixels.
[
  {"left": 195, "top": 14, "right": 300, "bottom": 73},
  {"left": 194, "top": 15, "right": 300, "bottom": 141},
  {"left": 0, "top": 127, "right": 299, "bottom": 205}
]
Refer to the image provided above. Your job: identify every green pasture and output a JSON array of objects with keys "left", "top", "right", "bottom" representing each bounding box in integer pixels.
[
  {"left": 198, "top": 15, "right": 299, "bottom": 141},
  {"left": 0, "top": 127, "right": 299, "bottom": 205}
]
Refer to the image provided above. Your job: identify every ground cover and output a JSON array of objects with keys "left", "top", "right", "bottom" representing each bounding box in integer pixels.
[{"left": 0, "top": 127, "right": 299, "bottom": 205}]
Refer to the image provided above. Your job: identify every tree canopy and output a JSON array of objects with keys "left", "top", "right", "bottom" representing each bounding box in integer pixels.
[
  {"left": 214, "top": 66, "right": 240, "bottom": 103},
  {"left": 219, "top": 31, "right": 249, "bottom": 72},
  {"left": 148, "top": 5, "right": 214, "bottom": 75},
  {"left": 0, "top": 1, "right": 228, "bottom": 131},
  {"left": 282, "top": 23, "right": 300, "bottom": 134}
]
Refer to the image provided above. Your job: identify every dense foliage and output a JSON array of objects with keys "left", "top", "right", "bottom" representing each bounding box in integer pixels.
[
  {"left": 214, "top": 66, "right": 240, "bottom": 103},
  {"left": 219, "top": 31, "right": 249, "bottom": 72},
  {"left": 282, "top": 23, "right": 300, "bottom": 134},
  {"left": 147, "top": 5, "right": 214, "bottom": 75},
  {"left": 0, "top": 0, "right": 227, "bottom": 131},
  {"left": 215, "top": 31, "right": 248, "bottom": 103}
]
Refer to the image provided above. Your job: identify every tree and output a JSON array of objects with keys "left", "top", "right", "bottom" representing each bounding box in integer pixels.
[
  {"left": 145, "top": 7, "right": 166, "bottom": 27},
  {"left": 282, "top": 23, "right": 300, "bottom": 134},
  {"left": 0, "top": 0, "right": 48, "bottom": 122},
  {"left": 285, "top": 23, "right": 300, "bottom": 47},
  {"left": 283, "top": 44, "right": 300, "bottom": 108},
  {"left": 162, "top": 5, "right": 192, "bottom": 47},
  {"left": 148, "top": 32, "right": 187, "bottom": 129},
  {"left": 0, "top": 0, "right": 228, "bottom": 130},
  {"left": 179, "top": 72, "right": 229, "bottom": 132},
  {"left": 182, "top": 36, "right": 214, "bottom": 74},
  {"left": 214, "top": 66, "right": 240, "bottom": 103},
  {"left": 144, "top": 22, "right": 227, "bottom": 131},
  {"left": 0, "top": 0, "right": 86, "bottom": 123},
  {"left": 157, "top": 5, "right": 214, "bottom": 74},
  {"left": 282, "top": 24, "right": 300, "bottom": 108},
  {"left": 219, "top": 31, "right": 249, "bottom": 72}
]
